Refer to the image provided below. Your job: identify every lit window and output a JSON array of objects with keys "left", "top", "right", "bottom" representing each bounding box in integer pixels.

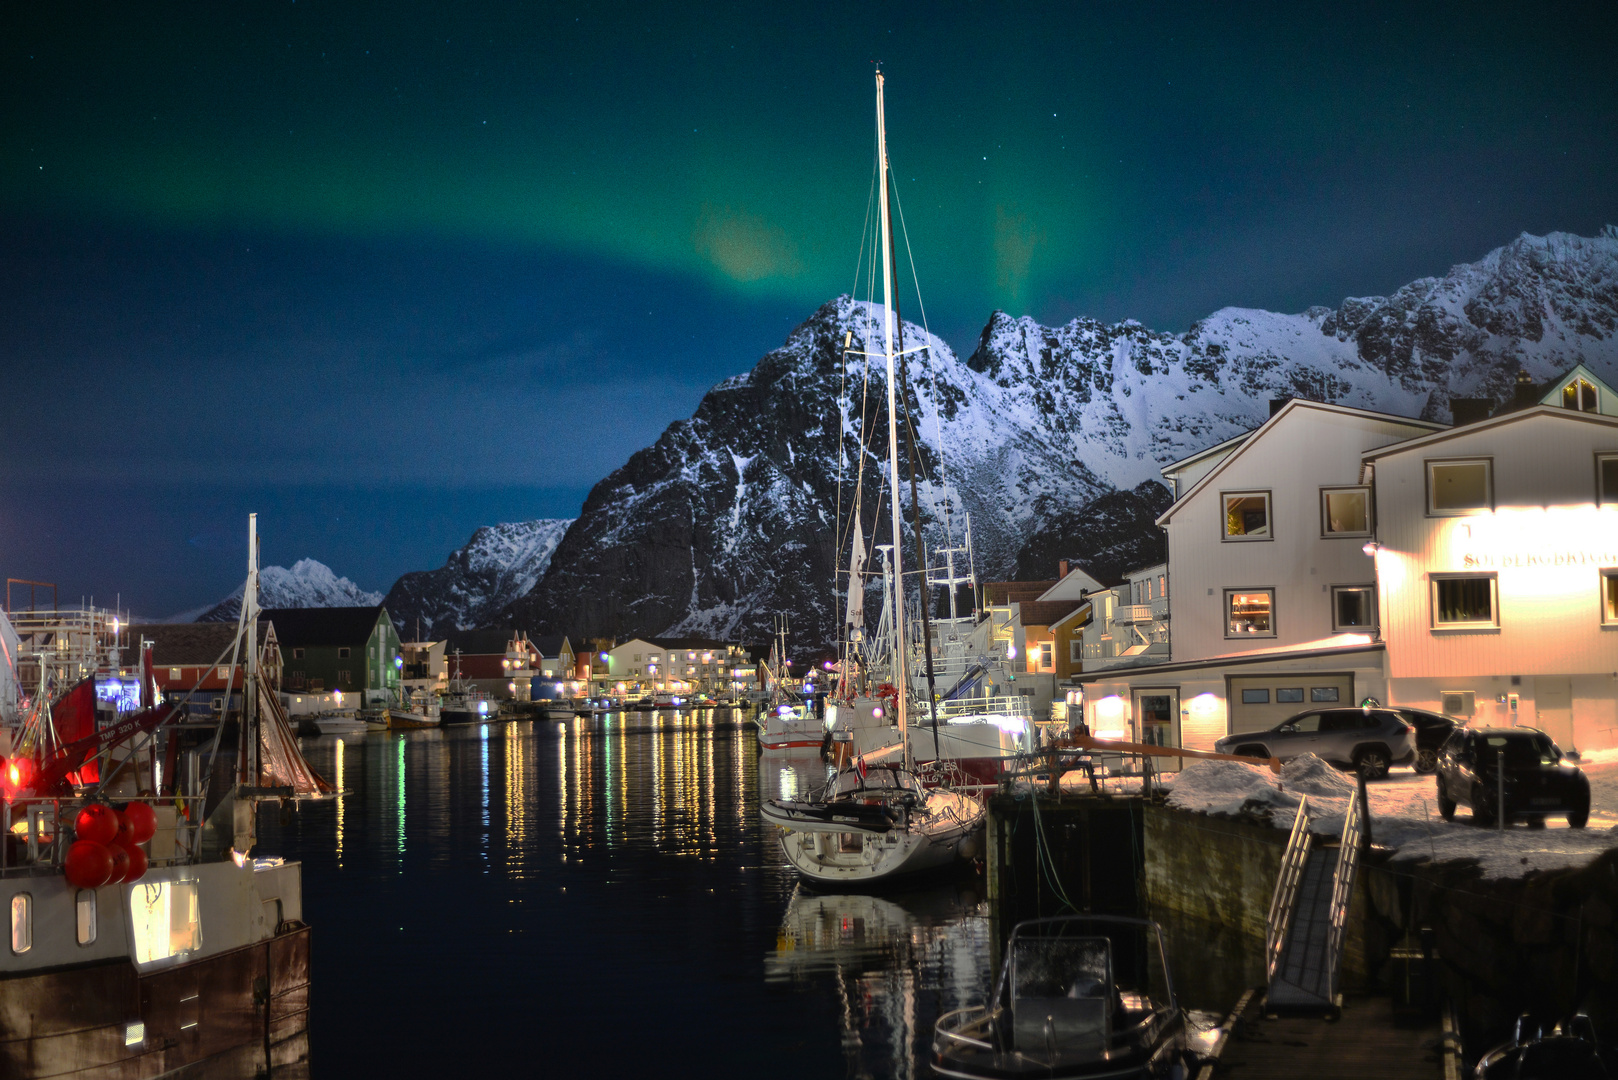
[
  {"left": 77, "top": 889, "right": 96, "bottom": 946},
  {"left": 1432, "top": 573, "right": 1498, "bottom": 628},
  {"left": 1225, "top": 589, "right": 1275, "bottom": 637},
  {"left": 1222, "top": 492, "right": 1271, "bottom": 539},
  {"left": 168, "top": 667, "right": 181, "bottom": 680},
  {"left": 131, "top": 880, "right": 201, "bottom": 965},
  {"left": 1331, "top": 585, "right": 1378, "bottom": 632},
  {"left": 1276, "top": 687, "right": 1304, "bottom": 703},
  {"left": 10, "top": 893, "right": 31, "bottom": 954},
  {"left": 1604, "top": 570, "right": 1618, "bottom": 626},
  {"left": 1320, "top": 487, "right": 1371, "bottom": 536},
  {"left": 1427, "top": 460, "right": 1492, "bottom": 515},
  {"left": 1600, "top": 455, "right": 1618, "bottom": 506},
  {"left": 1564, "top": 378, "right": 1599, "bottom": 412}
]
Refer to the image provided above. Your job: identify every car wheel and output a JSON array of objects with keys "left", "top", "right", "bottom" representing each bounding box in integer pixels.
[
  {"left": 1436, "top": 778, "right": 1456, "bottom": 821},
  {"left": 1354, "top": 747, "right": 1390, "bottom": 781},
  {"left": 1570, "top": 785, "right": 1590, "bottom": 829},
  {"left": 1415, "top": 748, "right": 1438, "bottom": 774}
]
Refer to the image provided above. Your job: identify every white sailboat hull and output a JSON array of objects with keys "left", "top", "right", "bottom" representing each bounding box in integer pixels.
[{"left": 767, "top": 788, "right": 984, "bottom": 886}]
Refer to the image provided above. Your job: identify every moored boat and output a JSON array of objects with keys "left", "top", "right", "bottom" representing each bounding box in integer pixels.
[{"left": 932, "top": 916, "right": 1192, "bottom": 1080}]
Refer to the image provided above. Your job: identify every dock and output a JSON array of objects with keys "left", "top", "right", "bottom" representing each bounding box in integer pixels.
[{"left": 1206, "top": 991, "right": 1453, "bottom": 1080}]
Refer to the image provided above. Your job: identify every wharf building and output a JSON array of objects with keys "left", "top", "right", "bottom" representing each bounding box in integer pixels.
[{"left": 1073, "top": 364, "right": 1618, "bottom": 756}]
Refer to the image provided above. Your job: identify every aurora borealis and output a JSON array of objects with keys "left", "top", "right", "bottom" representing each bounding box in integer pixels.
[{"left": 3, "top": 2, "right": 1617, "bottom": 614}]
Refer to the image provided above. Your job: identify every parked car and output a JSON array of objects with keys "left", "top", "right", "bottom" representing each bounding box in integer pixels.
[
  {"left": 1213, "top": 707, "right": 1416, "bottom": 779},
  {"left": 1393, "top": 707, "right": 1460, "bottom": 774},
  {"left": 1435, "top": 727, "right": 1590, "bottom": 828}
]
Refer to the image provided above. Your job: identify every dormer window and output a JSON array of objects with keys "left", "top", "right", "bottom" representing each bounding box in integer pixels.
[
  {"left": 1564, "top": 378, "right": 1599, "bottom": 413},
  {"left": 1222, "top": 492, "right": 1271, "bottom": 540}
]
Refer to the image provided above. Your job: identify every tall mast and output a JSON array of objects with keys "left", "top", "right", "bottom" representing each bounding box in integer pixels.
[
  {"left": 243, "top": 513, "right": 259, "bottom": 787},
  {"left": 875, "top": 70, "right": 909, "bottom": 766}
]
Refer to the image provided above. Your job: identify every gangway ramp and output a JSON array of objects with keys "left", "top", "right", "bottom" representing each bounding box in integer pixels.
[{"left": 1264, "top": 792, "right": 1364, "bottom": 1012}]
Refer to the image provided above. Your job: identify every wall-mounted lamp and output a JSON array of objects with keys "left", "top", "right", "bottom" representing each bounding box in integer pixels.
[{"left": 1361, "top": 541, "right": 1379, "bottom": 556}]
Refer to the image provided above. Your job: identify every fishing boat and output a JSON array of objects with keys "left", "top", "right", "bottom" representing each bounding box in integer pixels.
[
  {"left": 376, "top": 687, "right": 441, "bottom": 730},
  {"left": 438, "top": 651, "right": 494, "bottom": 726},
  {"left": 762, "top": 71, "right": 985, "bottom": 886},
  {"left": 0, "top": 514, "right": 332, "bottom": 1078},
  {"left": 932, "top": 916, "right": 1193, "bottom": 1079}
]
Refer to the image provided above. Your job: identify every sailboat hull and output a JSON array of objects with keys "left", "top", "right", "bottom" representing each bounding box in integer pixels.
[{"left": 766, "top": 789, "right": 984, "bottom": 887}]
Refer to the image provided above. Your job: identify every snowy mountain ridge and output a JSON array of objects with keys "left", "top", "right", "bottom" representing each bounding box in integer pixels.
[
  {"left": 498, "top": 227, "right": 1618, "bottom": 650},
  {"left": 381, "top": 518, "right": 573, "bottom": 640},
  {"left": 197, "top": 558, "right": 383, "bottom": 623}
]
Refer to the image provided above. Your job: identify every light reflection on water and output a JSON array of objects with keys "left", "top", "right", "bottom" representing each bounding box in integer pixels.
[{"left": 261, "top": 710, "right": 988, "bottom": 1078}]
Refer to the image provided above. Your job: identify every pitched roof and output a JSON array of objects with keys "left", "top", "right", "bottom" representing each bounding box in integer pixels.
[
  {"left": 1360, "top": 403, "right": 1618, "bottom": 460},
  {"left": 530, "top": 634, "right": 570, "bottom": 657},
  {"left": 444, "top": 628, "right": 526, "bottom": 655},
  {"left": 983, "top": 581, "right": 1058, "bottom": 605},
  {"left": 129, "top": 621, "right": 273, "bottom": 666},
  {"left": 1156, "top": 399, "right": 1445, "bottom": 527},
  {"left": 260, "top": 606, "right": 388, "bottom": 648},
  {"left": 645, "top": 636, "right": 735, "bottom": 651},
  {"left": 1017, "top": 600, "right": 1085, "bottom": 627}
]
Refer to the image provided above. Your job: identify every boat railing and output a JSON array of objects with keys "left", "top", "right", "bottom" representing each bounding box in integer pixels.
[
  {"left": 933, "top": 697, "right": 1034, "bottom": 721},
  {"left": 1, "top": 794, "right": 207, "bottom": 878}
]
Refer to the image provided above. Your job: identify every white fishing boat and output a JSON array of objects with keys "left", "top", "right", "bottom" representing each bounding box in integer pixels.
[
  {"left": 0, "top": 514, "right": 332, "bottom": 1078},
  {"left": 760, "top": 71, "right": 985, "bottom": 887},
  {"left": 756, "top": 618, "right": 823, "bottom": 751}
]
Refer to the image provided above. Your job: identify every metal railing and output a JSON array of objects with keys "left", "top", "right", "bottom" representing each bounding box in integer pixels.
[
  {"left": 934, "top": 697, "right": 1035, "bottom": 720},
  {"left": 1324, "top": 787, "right": 1364, "bottom": 996},
  {"left": 1265, "top": 796, "right": 1313, "bottom": 981}
]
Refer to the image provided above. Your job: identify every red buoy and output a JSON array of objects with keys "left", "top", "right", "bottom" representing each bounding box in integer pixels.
[
  {"left": 113, "top": 811, "right": 135, "bottom": 847},
  {"left": 122, "top": 802, "right": 157, "bottom": 845},
  {"left": 64, "top": 840, "right": 114, "bottom": 889},
  {"left": 106, "top": 842, "right": 131, "bottom": 884},
  {"left": 75, "top": 803, "right": 119, "bottom": 846},
  {"left": 119, "top": 841, "right": 148, "bottom": 884}
]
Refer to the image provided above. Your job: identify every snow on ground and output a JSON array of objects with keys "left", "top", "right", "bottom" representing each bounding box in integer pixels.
[{"left": 1057, "top": 752, "right": 1618, "bottom": 880}]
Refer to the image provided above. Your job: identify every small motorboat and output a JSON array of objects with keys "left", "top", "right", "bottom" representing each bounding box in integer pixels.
[
  {"left": 757, "top": 701, "right": 824, "bottom": 751},
  {"left": 1474, "top": 1013, "right": 1609, "bottom": 1079},
  {"left": 932, "top": 915, "right": 1191, "bottom": 1079}
]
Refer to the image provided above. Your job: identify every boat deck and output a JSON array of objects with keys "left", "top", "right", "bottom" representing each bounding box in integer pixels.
[{"left": 1206, "top": 992, "right": 1450, "bottom": 1080}]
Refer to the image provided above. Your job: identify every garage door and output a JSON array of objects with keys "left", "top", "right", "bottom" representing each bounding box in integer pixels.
[{"left": 1226, "top": 673, "right": 1354, "bottom": 734}]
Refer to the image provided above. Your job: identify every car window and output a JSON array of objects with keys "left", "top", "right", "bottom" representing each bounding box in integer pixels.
[
  {"left": 1440, "top": 729, "right": 1466, "bottom": 754},
  {"left": 1283, "top": 714, "right": 1321, "bottom": 733},
  {"left": 1319, "top": 711, "right": 1359, "bottom": 732},
  {"left": 1479, "top": 734, "right": 1559, "bottom": 767}
]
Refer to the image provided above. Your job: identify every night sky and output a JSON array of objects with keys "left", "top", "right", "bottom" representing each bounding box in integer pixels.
[{"left": 3, "top": 2, "right": 1616, "bottom": 617}]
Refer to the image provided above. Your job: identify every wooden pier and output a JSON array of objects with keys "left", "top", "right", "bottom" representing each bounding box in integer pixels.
[{"left": 1206, "top": 991, "right": 1454, "bottom": 1080}]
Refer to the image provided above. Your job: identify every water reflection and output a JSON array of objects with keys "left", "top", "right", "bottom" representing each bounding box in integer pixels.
[
  {"left": 768, "top": 886, "right": 993, "bottom": 1080},
  {"left": 264, "top": 710, "right": 994, "bottom": 1079}
]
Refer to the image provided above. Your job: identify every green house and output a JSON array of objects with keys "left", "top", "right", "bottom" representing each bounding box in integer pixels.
[{"left": 263, "top": 606, "right": 403, "bottom": 706}]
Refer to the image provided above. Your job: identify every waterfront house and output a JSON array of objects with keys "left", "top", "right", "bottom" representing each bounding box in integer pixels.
[
  {"left": 604, "top": 637, "right": 751, "bottom": 698},
  {"left": 443, "top": 629, "right": 539, "bottom": 701},
  {"left": 401, "top": 638, "right": 447, "bottom": 693},
  {"left": 129, "top": 620, "right": 283, "bottom": 716},
  {"left": 1074, "top": 400, "right": 1444, "bottom": 753},
  {"left": 267, "top": 605, "right": 402, "bottom": 707},
  {"left": 532, "top": 635, "right": 576, "bottom": 684}
]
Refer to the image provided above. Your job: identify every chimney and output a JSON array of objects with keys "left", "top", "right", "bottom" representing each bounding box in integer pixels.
[
  {"left": 1511, "top": 368, "right": 1538, "bottom": 409},
  {"left": 1059, "top": 560, "right": 1070, "bottom": 579},
  {"left": 1449, "top": 398, "right": 1492, "bottom": 426},
  {"left": 1269, "top": 397, "right": 1294, "bottom": 417}
]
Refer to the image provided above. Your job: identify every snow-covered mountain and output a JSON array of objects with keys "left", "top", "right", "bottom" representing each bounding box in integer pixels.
[
  {"left": 381, "top": 519, "right": 573, "bottom": 640},
  {"left": 501, "top": 227, "right": 1618, "bottom": 649},
  {"left": 197, "top": 559, "right": 383, "bottom": 622}
]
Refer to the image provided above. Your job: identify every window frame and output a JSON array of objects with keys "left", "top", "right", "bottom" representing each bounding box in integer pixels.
[
  {"left": 1319, "top": 485, "right": 1373, "bottom": 538},
  {"left": 1220, "top": 490, "right": 1274, "bottom": 542},
  {"left": 1425, "top": 457, "right": 1493, "bottom": 517},
  {"left": 1598, "top": 453, "right": 1618, "bottom": 508},
  {"left": 1224, "top": 587, "right": 1277, "bottom": 639},
  {"left": 76, "top": 889, "right": 97, "bottom": 946},
  {"left": 1430, "top": 572, "right": 1500, "bottom": 631},
  {"left": 338, "top": 647, "right": 350, "bottom": 659},
  {"left": 1276, "top": 687, "right": 1305, "bottom": 704},
  {"left": 1330, "top": 584, "right": 1379, "bottom": 633},
  {"left": 1602, "top": 569, "right": 1618, "bottom": 627}
]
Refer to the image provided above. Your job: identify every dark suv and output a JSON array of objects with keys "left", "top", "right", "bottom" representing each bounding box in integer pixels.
[
  {"left": 1213, "top": 707, "right": 1416, "bottom": 779},
  {"left": 1435, "top": 727, "right": 1590, "bottom": 827},
  {"left": 1394, "top": 708, "right": 1460, "bottom": 774}
]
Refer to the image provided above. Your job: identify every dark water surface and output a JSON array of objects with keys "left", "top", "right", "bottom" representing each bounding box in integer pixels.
[{"left": 257, "top": 711, "right": 995, "bottom": 1078}]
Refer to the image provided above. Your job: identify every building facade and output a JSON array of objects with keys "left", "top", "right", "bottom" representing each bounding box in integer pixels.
[{"left": 267, "top": 606, "right": 402, "bottom": 707}]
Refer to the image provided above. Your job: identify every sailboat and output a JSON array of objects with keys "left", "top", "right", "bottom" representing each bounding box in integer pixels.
[
  {"left": 755, "top": 616, "right": 823, "bottom": 751},
  {"left": 760, "top": 71, "right": 986, "bottom": 887},
  {"left": 0, "top": 514, "right": 331, "bottom": 1077}
]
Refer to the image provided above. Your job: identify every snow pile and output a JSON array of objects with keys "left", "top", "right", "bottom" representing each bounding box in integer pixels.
[
  {"left": 1166, "top": 759, "right": 1298, "bottom": 819},
  {"left": 1279, "top": 754, "right": 1359, "bottom": 800}
]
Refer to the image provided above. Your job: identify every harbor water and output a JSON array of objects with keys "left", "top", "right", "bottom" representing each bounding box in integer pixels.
[{"left": 258, "top": 709, "right": 998, "bottom": 1078}]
